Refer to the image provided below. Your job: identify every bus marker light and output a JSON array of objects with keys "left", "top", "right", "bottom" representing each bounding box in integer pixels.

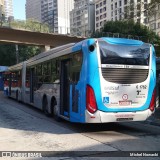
[
  {"left": 149, "top": 88, "right": 156, "bottom": 112},
  {"left": 86, "top": 85, "right": 97, "bottom": 114},
  {"left": 90, "top": 116, "right": 95, "bottom": 118}
]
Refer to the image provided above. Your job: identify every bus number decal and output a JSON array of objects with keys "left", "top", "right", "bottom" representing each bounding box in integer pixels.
[{"left": 136, "top": 85, "right": 147, "bottom": 90}]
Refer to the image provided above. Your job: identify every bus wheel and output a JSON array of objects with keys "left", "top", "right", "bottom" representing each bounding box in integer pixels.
[
  {"left": 51, "top": 99, "right": 61, "bottom": 122},
  {"left": 43, "top": 96, "right": 50, "bottom": 116},
  {"left": 16, "top": 90, "right": 18, "bottom": 101}
]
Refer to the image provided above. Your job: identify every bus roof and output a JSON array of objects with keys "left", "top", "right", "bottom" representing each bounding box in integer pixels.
[{"left": 100, "top": 37, "right": 144, "bottom": 46}]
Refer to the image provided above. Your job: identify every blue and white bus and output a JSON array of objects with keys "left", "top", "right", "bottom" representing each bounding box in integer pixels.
[{"left": 4, "top": 37, "right": 156, "bottom": 123}]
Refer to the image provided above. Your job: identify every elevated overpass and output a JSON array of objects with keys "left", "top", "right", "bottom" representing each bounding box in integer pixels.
[{"left": 0, "top": 27, "right": 85, "bottom": 51}]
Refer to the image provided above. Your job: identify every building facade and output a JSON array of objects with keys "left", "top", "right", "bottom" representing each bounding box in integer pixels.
[
  {"left": 95, "top": 0, "right": 151, "bottom": 31},
  {"left": 26, "top": 0, "right": 74, "bottom": 34},
  {"left": 70, "top": 0, "right": 95, "bottom": 37},
  {"left": 0, "top": 0, "right": 4, "bottom": 20},
  {"left": 26, "top": 0, "right": 41, "bottom": 22},
  {"left": 3, "top": 0, "right": 13, "bottom": 21},
  {"left": 95, "top": 0, "right": 108, "bottom": 31},
  {"left": 149, "top": 4, "right": 160, "bottom": 36}
]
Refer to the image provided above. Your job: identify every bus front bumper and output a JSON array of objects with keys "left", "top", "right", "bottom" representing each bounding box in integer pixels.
[{"left": 85, "top": 109, "right": 153, "bottom": 123}]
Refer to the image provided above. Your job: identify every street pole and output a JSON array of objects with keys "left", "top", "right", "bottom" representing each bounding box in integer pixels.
[{"left": 15, "top": 44, "right": 19, "bottom": 64}]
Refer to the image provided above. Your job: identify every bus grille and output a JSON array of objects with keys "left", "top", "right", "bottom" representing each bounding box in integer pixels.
[{"left": 101, "top": 68, "right": 149, "bottom": 84}]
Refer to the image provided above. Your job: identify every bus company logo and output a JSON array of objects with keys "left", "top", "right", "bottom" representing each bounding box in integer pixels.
[
  {"left": 122, "top": 94, "right": 128, "bottom": 100},
  {"left": 103, "top": 97, "right": 109, "bottom": 104},
  {"left": 105, "top": 86, "right": 119, "bottom": 91}
]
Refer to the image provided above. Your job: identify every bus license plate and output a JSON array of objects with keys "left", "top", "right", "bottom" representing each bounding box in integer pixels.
[
  {"left": 119, "top": 101, "right": 131, "bottom": 106},
  {"left": 116, "top": 118, "right": 133, "bottom": 121}
]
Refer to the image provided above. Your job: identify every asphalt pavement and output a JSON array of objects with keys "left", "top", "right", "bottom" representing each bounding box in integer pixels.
[{"left": 145, "top": 107, "right": 160, "bottom": 126}]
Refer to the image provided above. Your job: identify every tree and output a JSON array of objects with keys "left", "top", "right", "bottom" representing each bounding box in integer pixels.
[
  {"left": 0, "top": 44, "right": 16, "bottom": 66},
  {"left": 18, "top": 45, "right": 40, "bottom": 62},
  {"left": 0, "top": 44, "right": 41, "bottom": 66},
  {"left": 92, "top": 20, "right": 160, "bottom": 46},
  {"left": 10, "top": 19, "right": 50, "bottom": 33}
]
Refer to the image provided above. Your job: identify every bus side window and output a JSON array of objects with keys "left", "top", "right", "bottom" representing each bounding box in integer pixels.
[
  {"left": 43, "top": 61, "right": 51, "bottom": 83},
  {"left": 37, "top": 64, "right": 43, "bottom": 88},
  {"left": 51, "top": 59, "right": 59, "bottom": 83},
  {"left": 26, "top": 69, "right": 30, "bottom": 88},
  {"left": 70, "top": 51, "right": 83, "bottom": 83}
]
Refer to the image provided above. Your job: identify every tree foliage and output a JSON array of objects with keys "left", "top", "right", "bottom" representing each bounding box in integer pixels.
[
  {"left": 92, "top": 20, "right": 160, "bottom": 46},
  {"left": 0, "top": 44, "right": 40, "bottom": 66},
  {"left": 10, "top": 19, "right": 50, "bottom": 33},
  {"left": 0, "top": 44, "right": 16, "bottom": 66},
  {"left": 18, "top": 45, "right": 41, "bottom": 62}
]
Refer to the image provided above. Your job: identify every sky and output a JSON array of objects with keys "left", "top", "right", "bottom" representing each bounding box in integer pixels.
[{"left": 13, "top": 0, "right": 26, "bottom": 20}]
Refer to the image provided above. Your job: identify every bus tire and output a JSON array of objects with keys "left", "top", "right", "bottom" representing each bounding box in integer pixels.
[
  {"left": 16, "top": 90, "right": 18, "bottom": 101},
  {"left": 43, "top": 96, "right": 50, "bottom": 116},
  {"left": 51, "top": 98, "right": 61, "bottom": 122}
]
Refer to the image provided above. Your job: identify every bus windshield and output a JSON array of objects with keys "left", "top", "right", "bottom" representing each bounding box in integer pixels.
[{"left": 99, "top": 41, "right": 150, "bottom": 66}]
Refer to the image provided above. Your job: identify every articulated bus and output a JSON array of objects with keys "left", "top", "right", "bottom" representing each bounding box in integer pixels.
[{"left": 4, "top": 37, "right": 156, "bottom": 123}]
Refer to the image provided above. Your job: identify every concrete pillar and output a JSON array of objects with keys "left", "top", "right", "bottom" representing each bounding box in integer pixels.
[{"left": 40, "top": 45, "right": 51, "bottom": 52}]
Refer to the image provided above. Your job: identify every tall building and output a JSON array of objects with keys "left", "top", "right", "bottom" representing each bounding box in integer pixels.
[
  {"left": 149, "top": 4, "right": 160, "bottom": 36},
  {"left": 95, "top": 0, "right": 151, "bottom": 31},
  {"left": 3, "top": 0, "right": 13, "bottom": 21},
  {"left": 95, "top": 0, "right": 108, "bottom": 31},
  {"left": 26, "top": 0, "right": 41, "bottom": 22},
  {"left": 0, "top": 0, "right": 4, "bottom": 19},
  {"left": 26, "top": 0, "right": 74, "bottom": 34},
  {"left": 70, "top": 0, "right": 95, "bottom": 37}
]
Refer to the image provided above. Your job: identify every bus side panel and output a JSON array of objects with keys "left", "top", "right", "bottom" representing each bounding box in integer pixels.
[
  {"left": 81, "top": 39, "right": 102, "bottom": 123},
  {"left": 69, "top": 42, "right": 85, "bottom": 122}
]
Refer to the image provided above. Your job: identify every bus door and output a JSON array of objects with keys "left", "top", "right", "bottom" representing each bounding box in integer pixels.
[
  {"left": 9, "top": 73, "right": 12, "bottom": 96},
  {"left": 30, "top": 68, "right": 34, "bottom": 103},
  {"left": 60, "top": 59, "right": 70, "bottom": 117}
]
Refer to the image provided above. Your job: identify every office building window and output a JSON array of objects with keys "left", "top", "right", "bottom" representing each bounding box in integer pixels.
[
  {"left": 115, "top": 10, "right": 117, "bottom": 15},
  {"left": 144, "top": 3, "right": 147, "bottom": 10},
  {"left": 111, "top": 4, "right": 113, "bottom": 10},
  {"left": 119, "top": 8, "right": 122, "bottom": 13},
  {"left": 137, "top": 18, "right": 141, "bottom": 23},
  {"left": 119, "top": 1, "right": 121, "bottom": 7},
  {"left": 119, "top": 15, "right": 122, "bottom": 20},
  {"left": 96, "top": 4, "right": 99, "bottom": 8},
  {"left": 96, "top": 10, "right": 99, "bottom": 15},
  {"left": 115, "top": 2, "right": 117, "bottom": 8},
  {"left": 111, "top": 11, "right": 113, "bottom": 16},
  {"left": 143, "top": 18, "right": 147, "bottom": 24}
]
